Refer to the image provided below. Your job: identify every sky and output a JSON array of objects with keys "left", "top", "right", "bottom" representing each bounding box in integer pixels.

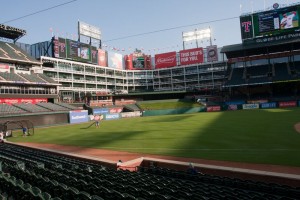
[{"left": 1, "top": 0, "right": 298, "bottom": 55}]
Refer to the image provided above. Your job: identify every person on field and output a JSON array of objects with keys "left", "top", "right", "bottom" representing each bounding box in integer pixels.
[
  {"left": 22, "top": 127, "right": 27, "bottom": 137},
  {"left": 94, "top": 114, "right": 103, "bottom": 128}
]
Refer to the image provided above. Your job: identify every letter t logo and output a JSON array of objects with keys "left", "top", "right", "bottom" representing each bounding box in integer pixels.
[{"left": 242, "top": 21, "right": 252, "bottom": 32}]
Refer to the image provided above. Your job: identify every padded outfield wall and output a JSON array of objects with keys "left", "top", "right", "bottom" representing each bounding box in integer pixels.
[
  {"left": 0, "top": 112, "right": 69, "bottom": 128},
  {"left": 142, "top": 107, "right": 206, "bottom": 116}
]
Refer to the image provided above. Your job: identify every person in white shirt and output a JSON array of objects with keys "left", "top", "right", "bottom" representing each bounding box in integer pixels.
[{"left": 281, "top": 11, "right": 297, "bottom": 29}]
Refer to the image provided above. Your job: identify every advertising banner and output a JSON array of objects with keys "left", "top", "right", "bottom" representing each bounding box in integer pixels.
[
  {"left": 66, "top": 39, "right": 91, "bottom": 62},
  {"left": 125, "top": 54, "right": 152, "bottom": 70},
  {"left": 248, "top": 99, "right": 268, "bottom": 104},
  {"left": 0, "top": 98, "right": 47, "bottom": 105},
  {"left": 133, "top": 55, "right": 145, "bottom": 69},
  {"left": 260, "top": 102, "right": 277, "bottom": 109},
  {"left": 91, "top": 46, "right": 98, "bottom": 64},
  {"left": 93, "top": 108, "right": 109, "bottom": 115},
  {"left": 69, "top": 110, "right": 89, "bottom": 124},
  {"left": 225, "top": 100, "right": 245, "bottom": 105},
  {"left": 109, "top": 107, "right": 123, "bottom": 113},
  {"left": 124, "top": 54, "right": 133, "bottom": 70},
  {"left": 206, "top": 106, "right": 221, "bottom": 112},
  {"left": 121, "top": 111, "right": 142, "bottom": 118},
  {"left": 228, "top": 104, "right": 238, "bottom": 111},
  {"left": 240, "top": 15, "right": 254, "bottom": 40},
  {"left": 155, "top": 51, "right": 177, "bottom": 69},
  {"left": 242, "top": 103, "right": 259, "bottom": 110},
  {"left": 104, "top": 113, "right": 120, "bottom": 120},
  {"left": 0, "top": 64, "right": 10, "bottom": 72},
  {"left": 107, "top": 51, "right": 123, "bottom": 69},
  {"left": 179, "top": 48, "right": 203, "bottom": 65},
  {"left": 206, "top": 45, "right": 218, "bottom": 62},
  {"left": 98, "top": 49, "right": 107, "bottom": 66},
  {"left": 53, "top": 37, "right": 66, "bottom": 58},
  {"left": 78, "top": 21, "right": 101, "bottom": 40},
  {"left": 279, "top": 101, "right": 297, "bottom": 108}
]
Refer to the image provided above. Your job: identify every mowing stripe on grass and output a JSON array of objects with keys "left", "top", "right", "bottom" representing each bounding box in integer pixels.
[{"left": 97, "top": 147, "right": 300, "bottom": 151}]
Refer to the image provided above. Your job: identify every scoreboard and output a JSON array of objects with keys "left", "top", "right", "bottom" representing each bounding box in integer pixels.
[
  {"left": 240, "top": 4, "right": 300, "bottom": 44},
  {"left": 52, "top": 37, "right": 97, "bottom": 64}
]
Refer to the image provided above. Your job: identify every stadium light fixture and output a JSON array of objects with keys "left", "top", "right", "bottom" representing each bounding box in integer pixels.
[{"left": 182, "top": 27, "right": 212, "bottom": 49}]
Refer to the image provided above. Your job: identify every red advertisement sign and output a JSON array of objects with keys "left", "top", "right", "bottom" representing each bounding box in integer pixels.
[
  {"left": 0, "top": 64, "right": 9, "bottom": 72},
  {"left": 124, "top": 54, "right": 133, "bottom": 70},
  {"left": 179, "top": 48, "right": 204, "bottom": 65},
  {"left": 109, "top": 107, "right": 123, "bottom": 113},
  {"left": 0, "top": 98, "right": 48, "bottom": 105},
  {"left": 207, "top": 106, "right": 221, "bottom": 112},
  {"left": 279, "top": 101, "right": 297, "bottom": 108},
  {"left": 98, "top": 49, "right": 107, "bottom": 67},
  {"left": 155, "top": 51, "right": 177, "bottom": 69},
  {"left": 206, "top": 45, "right": 218, "bottom": 62},
  {"left": 125, "top": 54, "right": 152, "bottom": 70}
]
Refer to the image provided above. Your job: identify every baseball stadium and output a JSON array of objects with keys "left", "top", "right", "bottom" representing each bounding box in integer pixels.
[{"left": 0, "top": 2, "right": 300, "bottom": 200}]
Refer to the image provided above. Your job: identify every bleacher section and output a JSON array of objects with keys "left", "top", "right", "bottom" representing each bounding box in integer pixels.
[
  {"left": 226, "top": 67, "right": 245, "bottom": 86},
  {"left": 245, "top": 65, "right": 271, "bottom": 85},
  {"left": 0, "top": 143, "right": 298, "bottom": 200},
  {"left": 0, "top": 72, "right": 27, "bottom": 82},
  {"left": 0, "top": 104, "right": 27, "bottom": 116},
  {"left": 273, "top": 63, "right": 291, "bottom": 82},
  {"left": 18, "top": 73, "right": 47, "bottom": 83},
  {"left": 54, "top": 102, "right": 79, "bottom": 110},
  {"left": 37, "top": 74, "right": 58, "bottom": 84},
  {"left": 123, "top": 104, "right": 141, "bottom": 112},
  {"left": 0, "top": 103, "right": 79, "bottom": 116},
  {"left": 13, "top": 103, "right": 50, "bottom": 113},
  {"left": 246, "top": 65, "right": 272, "bottom": 79},
  {"left": 0, "top": 41, "right": 38, "bottom": 63},
  {"left": 36, "top": 102, "right": 72, "bottom": 111},
  {"left": 0, "top": 72, "right": 57, "bottom": 85},
  {"left": 227, "top": 63, "right": 297, "bottom": 86}
]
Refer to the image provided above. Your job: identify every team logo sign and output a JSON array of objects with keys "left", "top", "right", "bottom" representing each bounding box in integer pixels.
[{"left": 273, "top": 3, "right": 279, "bottom": 9}]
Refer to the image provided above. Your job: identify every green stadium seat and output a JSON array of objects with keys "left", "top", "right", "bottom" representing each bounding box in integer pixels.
[
  {"left": 39, "top": 192, "right": 52, "bottom": 200},
  {"left": 90, "top": 195, "right": 105, "bottom": 200},
  {"left": 30, "top": 186, "right": 42, "bottom": 196}
]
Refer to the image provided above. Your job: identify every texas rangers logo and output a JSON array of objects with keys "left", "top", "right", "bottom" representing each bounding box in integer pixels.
[{"left": 241, "top": 21, "right": 252, "bottom": 32}]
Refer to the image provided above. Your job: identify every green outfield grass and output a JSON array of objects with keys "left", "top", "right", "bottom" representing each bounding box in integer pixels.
[{"left": 7, "top": 107, "right": 300, "bottom": 167}]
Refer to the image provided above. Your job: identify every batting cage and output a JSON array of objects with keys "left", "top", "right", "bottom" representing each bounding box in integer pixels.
[{"left": 0, "top": 120, "right": 34, "bottom": 138}]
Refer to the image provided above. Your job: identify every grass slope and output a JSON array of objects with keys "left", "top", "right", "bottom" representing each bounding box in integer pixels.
[
  {"left": 138, "top": 101, "right": 203, "bottom": 110},
  {"left": 8, "top": 108, "right": 300, "bottom": 167}
]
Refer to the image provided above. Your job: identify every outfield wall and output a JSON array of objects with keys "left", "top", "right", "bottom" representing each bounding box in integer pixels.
[
  {"left": 222, "top": 100, "right": 298, "bottom": 111},
  {"left": 1, "top": 100, "right": 298, "bottom": 128},
  {"left": 142, "top": 107, "right": 206, "bottom": 116},
  {"left": 0, "top": 112, "right": 69, "bottom": 128}
]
